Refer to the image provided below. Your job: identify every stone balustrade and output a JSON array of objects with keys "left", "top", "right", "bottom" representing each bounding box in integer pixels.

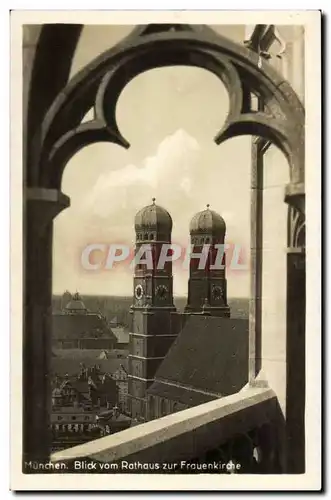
[{"left": 51, "top": 386, "right": 281, "bottom": 472}]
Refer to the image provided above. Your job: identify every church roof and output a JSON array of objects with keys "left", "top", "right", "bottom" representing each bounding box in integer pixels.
[
  {"left": 147, "top": 316, "right": 248, "bottom": 405},
  {"left": 135, "top": 198, "right": 172, "bottom": 233},
  {"left": 147, "top": 380, "right": 217, "bottom": 407},
  {"left": 189, "top": 205, "right": 226, "bottom": 235},
  {"left": 52, "top": 313, "right": 117, "bottom": 341}
]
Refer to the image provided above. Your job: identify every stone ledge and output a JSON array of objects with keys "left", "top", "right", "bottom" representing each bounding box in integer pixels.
[
  {"left": 51, "top": 386, "right": 277, "bottom": 464},
  {"left": 26, "top": 187, "right": 70, "bottom": 208}
]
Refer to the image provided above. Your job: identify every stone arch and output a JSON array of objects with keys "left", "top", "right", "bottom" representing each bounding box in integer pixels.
[
  {"left": 24, "top": 25, "right": 83, "bottom": 184},
  {"left": 24, "top": 23, "right": 305, "bottom": 464},
  {"left": 29, "top": 25, "right": 304, "bottom": 196}
]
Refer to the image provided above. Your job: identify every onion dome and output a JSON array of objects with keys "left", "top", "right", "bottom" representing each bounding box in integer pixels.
[
  {"left": 65, "top": 292, "right": 88, "bottom": 314},
  {"left": 134, "top": 198, "right": 172, "bottom": 233},
  {"left": 189, "top": 204, "right": 226, "bottom": 236}
]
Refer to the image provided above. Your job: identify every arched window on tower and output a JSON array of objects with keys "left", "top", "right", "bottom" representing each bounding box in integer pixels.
[
  {"left": 144, "top": 233, "right": 148, "bottom": 240},
  {"left": 150, "top": 233, "right": 154, "bottom": 240}
]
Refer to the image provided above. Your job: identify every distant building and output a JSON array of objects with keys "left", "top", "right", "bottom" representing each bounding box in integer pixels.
[
  {"left": 96, "top": 406, "right": 131, "bottom": 436},
  {"left": 51, "top": 406, "right": 101, "bottom": 451},
  {"left": 111, "top": 326, "right": 130, "bottom": 349},
  {"left": 51, "top": 351, "right": 129, "bottom": 376},
  {"left": 52, "top": 292, "right": 118, "bottom": 349},
  {"left": 111, "top": 364, "right": 129, "bottom": 413},
  {"left": 51, "top": 365, "right": 123, "bottom": 450},
  {"left": 51, "top": 351, "right": 129, "bottom": 414},
  {"left": 61, "top": 290, "right": 72, "bottom": 311},
  {"left": 109, "top": 316, "right": 118, "bottom": 327},
  {"left": 128, "top": 200, "right": 248, "bottom": 422},
  {"left": 52, "top": 366, "right": 118, "bottom": 408}
]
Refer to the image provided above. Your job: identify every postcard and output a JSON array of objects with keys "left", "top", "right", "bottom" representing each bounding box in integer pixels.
[{"left": 10, "top": 9, "right": 321, "bottom": 491}]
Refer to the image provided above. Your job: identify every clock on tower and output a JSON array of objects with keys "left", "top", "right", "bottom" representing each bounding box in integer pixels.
[{"left": 128, "top": 198, "right": 177, "bottom": 421}]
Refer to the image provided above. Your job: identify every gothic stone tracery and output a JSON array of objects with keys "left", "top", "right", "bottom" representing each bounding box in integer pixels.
[{"left": 28, "top": 23, "right": 304, "bottom": 208}]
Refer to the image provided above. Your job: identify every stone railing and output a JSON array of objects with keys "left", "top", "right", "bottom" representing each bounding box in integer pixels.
[{"left": 51, "top": 386, "right": 283, "bottom": 473}]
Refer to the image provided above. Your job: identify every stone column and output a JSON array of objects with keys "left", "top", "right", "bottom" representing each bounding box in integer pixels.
[
  {"left": 23, "top": 26, "right": 42, "bottom": 174},
  {"left": 249, "top": 139, "right": 267, "bottom": 383},
  {"left": 285, "top": 203, "right": 306, "bottom": 473},
  {"left": 23, "top": 188, "right": 69, "bottom": 463}
]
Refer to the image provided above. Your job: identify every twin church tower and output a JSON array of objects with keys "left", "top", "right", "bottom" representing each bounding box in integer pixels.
[{"left": 128, "top": 199, "right": 230, "bottom": 420}]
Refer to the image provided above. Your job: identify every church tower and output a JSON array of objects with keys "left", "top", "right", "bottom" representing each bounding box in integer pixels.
[
  {"left": 185, "top": 205, "right": 230, "bottom": 317},
  {"left": 128, "top": 199, "right": 177, "bottom": 421}
]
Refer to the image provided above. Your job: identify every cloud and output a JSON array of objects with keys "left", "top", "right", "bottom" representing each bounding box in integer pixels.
[{"left": 84, "top": 129, "right": 201, "bottom": 219}]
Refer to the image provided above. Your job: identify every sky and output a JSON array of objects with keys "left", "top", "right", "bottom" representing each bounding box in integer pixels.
[{"left": 52, "top": 24, "right": 289, "bottom": 298}]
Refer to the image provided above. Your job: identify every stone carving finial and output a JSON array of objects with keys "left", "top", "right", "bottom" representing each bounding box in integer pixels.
[
  {"left": 152, "top": 197, "right": 156, "bottom": 205},
  {"left": 206, "top": 204, "right": 210, "bottom": 209}
]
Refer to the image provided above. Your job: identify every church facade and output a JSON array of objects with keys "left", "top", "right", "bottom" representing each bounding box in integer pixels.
[{"left": 127, "top": 200, "right": 246, "bottom": 422}]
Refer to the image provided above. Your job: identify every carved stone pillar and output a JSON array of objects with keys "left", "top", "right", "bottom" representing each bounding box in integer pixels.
[
  {"left": 249, "top": 139, "right": 263, "bottom": 382},
  {"left": 249, "top": 139, "right": 270, "bottom": 384},
  {"left": 23, "top": 188, "right": 69, "bottom": 463},
  {"left": 285, "top": 202, "right": 306, "bottom": 473}
]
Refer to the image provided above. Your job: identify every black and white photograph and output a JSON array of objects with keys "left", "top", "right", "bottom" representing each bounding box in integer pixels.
[{"left": 10, "top": 10, "right": 321, "bottom": 491}]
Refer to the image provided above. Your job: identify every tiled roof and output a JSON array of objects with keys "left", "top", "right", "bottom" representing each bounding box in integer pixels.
[
  {"left": 51, "top": 357, "right": 129, "bottom": 377},
  {"left": 147, "top": 380, "right": 217, "bottom": 407},
  {"left": 52, "top": 348, "right": 128, "bottom": 360},
  {"left": 52, "top": 313, "right": 117, "bottom": 341},
  {"left": 147, "top": 316, "right": 248, "bottom": 404}
]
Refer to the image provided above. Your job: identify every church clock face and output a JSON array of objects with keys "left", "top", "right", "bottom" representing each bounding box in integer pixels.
[
  {"left": 156, "top": 284, "right": 168, "bottom": 300},
  {"left": 212, "top": 285, "right": 223, "bottom": 301},
  {"left": 135, "top": 284, "right": 144, "bottom": 301}
]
